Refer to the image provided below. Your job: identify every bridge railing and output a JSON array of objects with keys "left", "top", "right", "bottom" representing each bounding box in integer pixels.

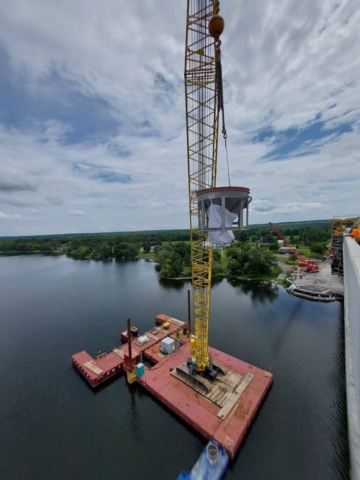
[{"left": 343, "top": 237, "right": 360, "bottom": 479}]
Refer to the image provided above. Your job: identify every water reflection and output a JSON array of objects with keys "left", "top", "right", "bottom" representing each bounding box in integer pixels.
[
  {"left": 271, "top": 299, "right": 303, "bottom": 355},
  {"left": 330, "top": 302, "right": 349, "bottom": 475},
  {"left": 211, "top": 277, "right": 224, "bottom": 287},
  {"left": 127, "top": 384, "right": 144, "bottom": 443},
  {"left": 115, "top": 258, "right": 138, "bottom": 265},
  {"left": 75, "top": 368, "right": 121, "bottom": 395},
  {"left": 227, "top": 279, "right": 279, "bottom": 305},
  {"left": 159, "top": 279, "right": 190, "bottom": 290},
  {"left": 159, "top": 276, "right": 223, "bottom": 290}
]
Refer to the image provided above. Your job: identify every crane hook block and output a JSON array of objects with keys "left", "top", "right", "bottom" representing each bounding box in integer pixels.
[{"left": 208, "top": 14, "right": 224, "bottom": 38}]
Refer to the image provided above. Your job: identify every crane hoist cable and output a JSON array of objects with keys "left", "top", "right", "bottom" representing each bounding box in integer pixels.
[{"left": 214, "top": 28, "right": 231, "bottom": 186}]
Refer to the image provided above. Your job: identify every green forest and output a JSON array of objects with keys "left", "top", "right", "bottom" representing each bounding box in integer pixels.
[{"left": 0, "top": 219, "right": 332, "bottom": 280}]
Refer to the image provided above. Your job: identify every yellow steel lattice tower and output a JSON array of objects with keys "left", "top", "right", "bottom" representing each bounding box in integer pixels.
[{"left": 184, "top": 0, "right": 221, "bottom": 371}]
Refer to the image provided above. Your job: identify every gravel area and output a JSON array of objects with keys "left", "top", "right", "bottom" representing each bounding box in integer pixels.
[
  {"left": 277, "top": 261, "right": 294, "bottom": 272},
  {"left": 289, "top": 259, "right": 344, "bottom": 295}
]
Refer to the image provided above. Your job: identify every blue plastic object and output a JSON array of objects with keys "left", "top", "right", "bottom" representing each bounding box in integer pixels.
[
  {"left": 177, "top": 440, "right": 229, "bottom": 480},
  {"left": 177, "top": 472, "right": 191, "bottom": 480}
]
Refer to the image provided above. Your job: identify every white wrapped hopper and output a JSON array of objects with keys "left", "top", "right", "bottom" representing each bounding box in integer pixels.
[
  {"left": 197, "top": 186, "right": 251, "bottom": 245},
  {"left": 161, "top": 337, "right": 175, "bottom": 355}
]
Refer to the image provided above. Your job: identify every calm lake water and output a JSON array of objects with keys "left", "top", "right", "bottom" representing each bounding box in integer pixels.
[{"left": 0, "top": 255, "right": 349, "bottom": 480}]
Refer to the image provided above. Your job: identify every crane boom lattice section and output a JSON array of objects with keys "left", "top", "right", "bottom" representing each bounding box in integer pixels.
[
  {"left": 185, "top": 0, "right": 219, "bottom": 371},
  {"left": 268, "top": 222, "right": 306, "bottom": 263}
]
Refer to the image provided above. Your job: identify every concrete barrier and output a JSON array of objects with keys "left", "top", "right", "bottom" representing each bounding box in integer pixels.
[{"left": 343, "top": 237, "right": 360, "bottom": 479}]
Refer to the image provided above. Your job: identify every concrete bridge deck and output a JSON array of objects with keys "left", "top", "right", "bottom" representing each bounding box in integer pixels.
[{"left": 344, "top": 237, "right": 360, "bottom": 479}]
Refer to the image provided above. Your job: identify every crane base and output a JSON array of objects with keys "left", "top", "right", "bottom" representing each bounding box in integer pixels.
[
  {"left": 176, "top": 363, "right": 213, "bottom": 393},
  {"left": 137, "top": 317, "right": 273, "bottom": 460}
]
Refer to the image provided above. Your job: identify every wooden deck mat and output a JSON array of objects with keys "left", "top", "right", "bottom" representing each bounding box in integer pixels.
[
  {"left": 113, "top": 348, "right": 124, "bottom": 359},
  {"left": 217, "top": 373, "right": 254, "bottom": 419},
  {"left": 171, "top": 363, "right": 243, "bottom": 408},
  {"left": 83, "top": 361, "right": 103, "bottom": 375}
]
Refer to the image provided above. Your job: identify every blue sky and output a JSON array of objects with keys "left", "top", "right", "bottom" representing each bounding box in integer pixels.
[{"left": 0, "top": 0, "right": 359, "bottom": 236}]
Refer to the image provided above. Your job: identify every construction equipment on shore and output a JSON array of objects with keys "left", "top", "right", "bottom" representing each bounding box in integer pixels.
[
  {"left": 268, "top": 222, "right": 319, "bottom": 272},
  {"left": 331, "top": 217, "right": 358, "bottom": 235},
  {"left": 329, "top": 216, "right": 359, "bottom": 276}
]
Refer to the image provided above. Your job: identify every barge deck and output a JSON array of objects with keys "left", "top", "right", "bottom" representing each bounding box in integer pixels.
[{"left": 72, "top": 314, "right": 273, "bottom": 460}]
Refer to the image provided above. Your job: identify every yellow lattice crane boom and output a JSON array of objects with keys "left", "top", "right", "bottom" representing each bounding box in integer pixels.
[
  {"left": 184, "top": 1, "right": 251, "bottom": 379},
  {"left": 184, "top": 0, "right": 223, "bottom": 373}
]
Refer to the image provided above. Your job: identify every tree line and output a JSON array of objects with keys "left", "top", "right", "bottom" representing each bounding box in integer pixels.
[
  {"left": 0, "top": 220, "right": 332, "bottom": 278},
  {"left": 153, "top": 222, "right": 332, "bottom": 279},
  {"left": 0, "top": 230, "right": 189, "bottom": 259}
]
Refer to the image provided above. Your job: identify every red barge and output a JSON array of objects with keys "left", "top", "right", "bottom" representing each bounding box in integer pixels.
[
  {"left": 72, "top": 314, "right": 181, "bottom": 387},
  {"left": 72, "top": 314, "right": 273, "bottom": 459}
]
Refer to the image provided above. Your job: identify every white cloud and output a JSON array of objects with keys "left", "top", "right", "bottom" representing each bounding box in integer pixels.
[
  {"left": 0, "top": 165, "right": 40, "bottom": 193},
  {"left": 0, "top": 212, "right": 22, "bottom": 220},
  {"left": 46, "top": 195, "right": 63, "bottom": 206},
  {"left": 0, "top": 0, "right": 358, "bottom": 235},
  {"left": 250, "top": 199, "right": 275, "bottom": 213},
  {"left": 304, "top": 202, "right": 324, "bottom": 209},
  {"left": 68, "top": 210, "right": 85, "bottom": 217},
  {"left": 5, "top": 197, "right": 41, "bottom": 207},
  {"left": 253, "top": 200, "right": 326, "bottom": 217}
]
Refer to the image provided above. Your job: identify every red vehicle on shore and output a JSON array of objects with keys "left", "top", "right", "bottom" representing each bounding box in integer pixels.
[{"left": 269, "top": 222, "right": 319, "bottom": 272}]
